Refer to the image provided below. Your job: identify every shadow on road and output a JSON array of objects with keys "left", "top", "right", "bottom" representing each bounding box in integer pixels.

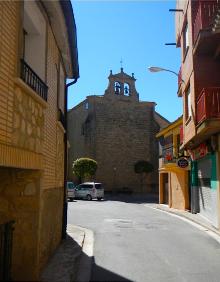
[
  {"left": 71, "top": 193, "right": 158, "bottom": 205},
  {"left": 90, "top": 257, "right": 133, "bottom": 282},
  {"left": 103, "top": 193, "right": 159, "bottom": 204},
  {"left": 77, "top": 251, "right": 133, "bottom": 282}
]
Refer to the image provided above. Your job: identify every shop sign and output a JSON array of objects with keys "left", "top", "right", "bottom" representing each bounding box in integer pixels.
[
  {"left": 177, "top": 157, "right": 189, "bottom": 168},
  {"left": 190, "top": 143, "right": 208, "bottom": 161}
]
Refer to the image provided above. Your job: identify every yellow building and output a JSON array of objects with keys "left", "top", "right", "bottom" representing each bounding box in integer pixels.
[
  {"left": 156, "top": 117, "right": 190, "bottom": 210},
  {"left": 0, "top": 1, "right": 79, "bottom": 280}
]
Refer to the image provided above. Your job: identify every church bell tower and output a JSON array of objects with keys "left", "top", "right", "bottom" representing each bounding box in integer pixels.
[{"left": 104, "top": 68, "right": 139, "bottom": 101}]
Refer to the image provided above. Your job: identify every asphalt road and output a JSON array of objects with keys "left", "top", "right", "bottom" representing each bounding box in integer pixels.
[{"left": 68, "top": 196, "right": 220, "bottom": 282}]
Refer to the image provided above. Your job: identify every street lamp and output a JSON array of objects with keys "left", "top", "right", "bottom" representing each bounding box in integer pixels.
[
  {"left": 148, "top": 66, "right": 179, "bottom": 77},
  {"left": 148, "top": 66, "right": 185, "bottom": 85}
]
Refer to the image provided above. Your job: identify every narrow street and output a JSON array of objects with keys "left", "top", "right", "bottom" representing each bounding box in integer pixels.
[{"left": 68, "top": 196, "right": 220, "bottom": 282}]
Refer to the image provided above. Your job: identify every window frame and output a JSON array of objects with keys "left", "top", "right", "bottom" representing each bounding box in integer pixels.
[
  {"left": 182, "top": 21, "right": 189, "bottom": 60},
  {"left": 185, "top": 84, "right": 191, "bottom": 122}
]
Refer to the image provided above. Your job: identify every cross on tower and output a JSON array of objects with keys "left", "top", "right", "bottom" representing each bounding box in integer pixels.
[{"left": 120, "top": 58, "right": 123, "bottom": 68}]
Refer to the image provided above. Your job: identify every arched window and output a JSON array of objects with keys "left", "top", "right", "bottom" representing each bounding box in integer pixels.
[
  {"left": 124, "top": 83, "right": 130, "bottom": 96},
  {"left": 114, "top": 82, "right": 121, "bottom": 95}
]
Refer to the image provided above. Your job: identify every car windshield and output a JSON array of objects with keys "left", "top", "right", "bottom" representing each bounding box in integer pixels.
[
  {"left": 81, "top": 184, "right": 93, "bottom": 189},
  {"left": 68, "top": 183, "right": 75, "bottom": 189},
  {"left": 95, "top": 184, "right": 103, "bottom": 189}
]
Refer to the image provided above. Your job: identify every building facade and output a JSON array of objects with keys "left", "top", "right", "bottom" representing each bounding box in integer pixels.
[
  {"left": 157, "top": 117, "right": 190, "bottom": 210},
  {"left": 0, "top": 1, "right": 79, "bottom": 280},
  {"left": 68, "top": 69, "right": 169, "bottom": 193},
  {"left": 175, "top": 0, "right": 220, "bottom": 227}
]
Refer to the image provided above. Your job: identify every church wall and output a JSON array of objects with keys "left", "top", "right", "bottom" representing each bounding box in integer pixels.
[
  {"left": 93, "top": 97, "right": 159, "bottom": 193},
  {"left": 67, "top": 70, "right": 169, "bottom": 192}
]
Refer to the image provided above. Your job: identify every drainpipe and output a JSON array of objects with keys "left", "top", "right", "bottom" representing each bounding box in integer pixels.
[{"left": 62, "top": 78, "right": 78, "bottom": 239}]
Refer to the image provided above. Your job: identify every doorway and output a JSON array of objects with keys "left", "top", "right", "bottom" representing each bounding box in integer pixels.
[{"left": 163, "top": 173, "right": 169, "bottom": 204}]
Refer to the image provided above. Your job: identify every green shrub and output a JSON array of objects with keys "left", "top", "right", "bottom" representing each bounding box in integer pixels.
[
  {"left": 73, "top": 158, "right": 97, "bottom": 182},
  {"left": 134, "top": 160, "right": 154, "bottom": 174},
  {"left": 134, "top": 160, "right": 154, "bottom": 193}
]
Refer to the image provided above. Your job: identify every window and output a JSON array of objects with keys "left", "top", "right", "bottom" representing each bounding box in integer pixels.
[
  {"left": 23, "top": 1, "right": 46, "bottom": 80},
  {"left": 85, "top": 102, "right": 89, "bottom": 110},
  {"left": 124, "top": 83, "right": 130, "bottom": 96},
  {"left": 185, "top": 85, "right": 191, "bottom": 120},
  {"left": 68, "top": 183, "right": 75, "bottom": 189},
  {"left": 81, "top": 184, "right": 93, "bottom": 189},
  {"left": 21, "top": 1, "right": 48, "bottom": 100},
  {"left": 114, "top": 82, "right": 121, "bottom": 95},
  {"left": 95, "top": 184, "right": 103, "bottom": 189},
  {"left": 183, "top": 22, "right": 189, "bottom": 57}
]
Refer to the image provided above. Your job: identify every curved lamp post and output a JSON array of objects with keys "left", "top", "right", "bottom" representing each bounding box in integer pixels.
[{"left": 148, "top": 66, "right": 185, "bottom": 84}]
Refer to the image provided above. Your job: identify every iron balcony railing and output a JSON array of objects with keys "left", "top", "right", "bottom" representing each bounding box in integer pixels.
[
  {"left": 196, "top": 87, "right": 220, "bottom": 124},
  {"left": 0, "top": 221, "right": 14, "bottom": 281},
  {"left": 193, "top": 0, "right": 220, "bottom": 44},
  {"left": 20, "top": 59, "right": 48, "bottom": 101},
  {"left": 162, "top": 144, "right": 175, "bottom": 163}
]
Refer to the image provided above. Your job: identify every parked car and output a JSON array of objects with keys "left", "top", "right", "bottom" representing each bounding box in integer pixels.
[
  {"left": 75, "top": 182, "right": 104, "bottom": 201},
  {"left": 67, "top": 181, "right": 75, "bottom": 201}
]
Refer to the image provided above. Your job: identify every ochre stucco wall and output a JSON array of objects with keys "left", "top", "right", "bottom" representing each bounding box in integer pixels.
[
  {"left": 159, "top": 170, "right": 189, "bottom": 210},
  {"left": 170, "top": 171, "right": 189, "bottom": 210}
]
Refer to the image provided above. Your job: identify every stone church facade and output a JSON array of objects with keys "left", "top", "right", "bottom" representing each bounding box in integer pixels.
[{"left": 68, "top": 69, "right": 169, "bottom": 193}]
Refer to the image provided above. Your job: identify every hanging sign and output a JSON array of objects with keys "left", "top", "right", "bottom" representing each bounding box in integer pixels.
[{"left": 177, "top": 157, "right": 189, "bottom": 168}]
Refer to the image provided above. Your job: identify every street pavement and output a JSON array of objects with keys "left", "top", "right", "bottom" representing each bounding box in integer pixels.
[
  {"left": 41, "top": 225, "right": 87, "bottom": 282},
  {"left": 68, "top": 195, "right": 220, "bottom": 282}
]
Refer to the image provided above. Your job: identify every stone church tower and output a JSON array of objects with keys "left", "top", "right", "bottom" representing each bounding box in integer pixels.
[{"left": 68, "top": 69, "right": 169, "bottom": 193}]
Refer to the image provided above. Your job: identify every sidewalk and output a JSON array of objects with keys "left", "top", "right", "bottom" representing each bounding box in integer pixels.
[
  {"left": 146, "top": 203, "right": 220, "bottom": 238},
  {"left": 41, "top": 224, "right": 93, "bottom": 282}
]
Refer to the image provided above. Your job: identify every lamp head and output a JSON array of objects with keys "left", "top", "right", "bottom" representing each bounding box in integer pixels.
[{"left": 148, "top": 66, "right": 166, "bottom": 73}]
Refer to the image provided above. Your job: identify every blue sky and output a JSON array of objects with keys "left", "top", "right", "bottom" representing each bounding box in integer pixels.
[{"left": 69, "top": 0, "right": 182, "bottom": 122}]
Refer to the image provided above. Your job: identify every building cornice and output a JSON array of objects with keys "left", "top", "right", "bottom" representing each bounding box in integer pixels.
[{"left": 42, "top": 0, "right": 79, "bottom": 79}]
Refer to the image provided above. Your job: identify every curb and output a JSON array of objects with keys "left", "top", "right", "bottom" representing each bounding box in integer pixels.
[{"left": 145, "top": 204, "right": 220, "bottom": 244}]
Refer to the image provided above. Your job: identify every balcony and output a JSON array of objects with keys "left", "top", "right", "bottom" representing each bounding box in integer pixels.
[
  {"left": 20, "top": 59, "right": 48, "bottom": 101},
  {"left": 193, "top": 0, "right": 220, "bottom": 54},
  {"left": 162, "top": 145, "right": 175, "bottom": 164},
  {"left": 196, "top": 87, "right": 220, "bottom": 124},
  {"left": 192, "top": 0, "right": 220, "bottom": 55},
  {"left": 193, "top": 0, "right": 219, "bottom": 43}
]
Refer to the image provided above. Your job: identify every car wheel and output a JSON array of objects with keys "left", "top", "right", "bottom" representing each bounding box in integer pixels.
[
  {"left": 86, "top": 194, "right": 92, "bottom": 201},
  {"left": 97, "top": 197, "right": 102, "bottom": 201}
]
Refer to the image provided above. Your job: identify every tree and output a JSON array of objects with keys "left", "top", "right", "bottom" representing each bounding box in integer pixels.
[
  {"left": 73, "top": 158, "right": 97, "bottom": 183},
  {"left": 134, "top": 160, "right": 154, "bottom": 193}
]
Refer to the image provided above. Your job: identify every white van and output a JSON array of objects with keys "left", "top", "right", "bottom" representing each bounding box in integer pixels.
[
  {"left": 75, "top": 182, "right": 104, "bottom": 201},
  {"left": 67, "top": 181, "right": 75, "bottom": 201}
]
